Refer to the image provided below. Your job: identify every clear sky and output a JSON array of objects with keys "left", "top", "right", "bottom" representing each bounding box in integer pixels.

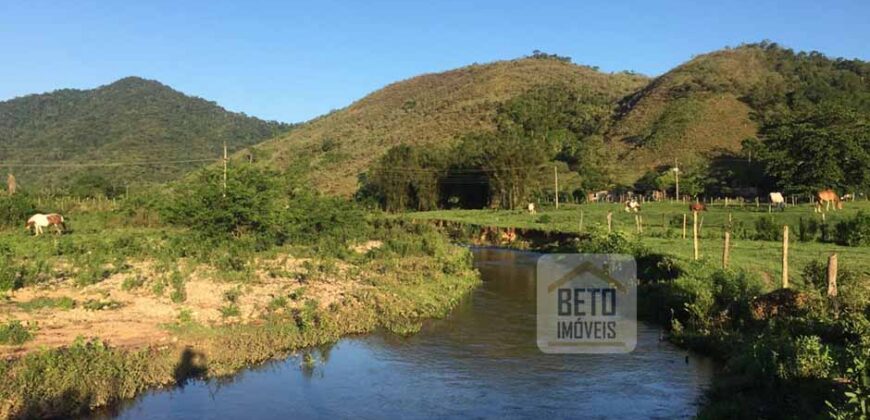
[{"left": 1, "top": 0, "right": 867, "bottom": 123}]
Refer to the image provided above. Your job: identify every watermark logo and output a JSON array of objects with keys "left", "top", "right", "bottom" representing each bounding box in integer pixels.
[{"left": 537, "top": 254, "right": 637, "bottom": 354}]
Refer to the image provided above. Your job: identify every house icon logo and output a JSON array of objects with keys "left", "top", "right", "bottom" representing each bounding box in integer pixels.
[{"left": 536, "top": 254, "right": 638, "bottom": 354}]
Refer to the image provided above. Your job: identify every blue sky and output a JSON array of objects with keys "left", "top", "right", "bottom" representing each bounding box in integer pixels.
[{"left": 1, "top": 0, "right": 867, "bottom": 123}]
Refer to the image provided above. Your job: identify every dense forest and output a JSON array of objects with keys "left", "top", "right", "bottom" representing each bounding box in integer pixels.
[
  {"left": 0, "top": 77, "right": 289, "bottom": 195},
  {"left": 360, "top": 43, "right": 870, "bottom": 210}
]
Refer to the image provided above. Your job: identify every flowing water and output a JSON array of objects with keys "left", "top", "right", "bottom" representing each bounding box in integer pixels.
[{"left": 96, "top": 247, "right": 714, "bottom": 419}]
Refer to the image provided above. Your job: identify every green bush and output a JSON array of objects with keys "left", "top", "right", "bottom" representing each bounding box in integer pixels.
[
  {"left": 754, "top": 216, "right": 782, "bottom": 241},
  {"left": 0, "top": 320, "right": 33, "bottom": 345},
  {"left": 835, "top": 212, "right": 870, "bottom": 246},
  {"left": 0, "top": 192, "right": 36, "bottom": 228},
  {"left": 164, "top": 164, "right": 369, "bottom": 254}
]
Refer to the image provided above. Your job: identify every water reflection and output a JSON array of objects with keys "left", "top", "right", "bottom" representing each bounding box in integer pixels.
[{"left": 94, "top": 247, "right": 713, "bottom": 419}]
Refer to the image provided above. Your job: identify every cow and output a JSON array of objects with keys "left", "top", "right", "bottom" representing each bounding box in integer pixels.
[
  {"left": 815, "top": 189, "right": 842, "bottom": 212},
  {"left": 587, "top": 190, "right": 609, "bottom": 203},
  {"left": 527, "top": 203, "right": 536, "bottom": 215},
  {"left": 689, "top": 202, "right": 707, "bottom": 212},
  {"left": 769, "top": 192, "right": 785, "bottom": 211},
  {"left": 624, "top": 199, "right": 640, "bottom": 213},
  {"left": 841, "top": 193, "right": 855, "bottom": 202},
  {"left": 25, "top": 213, "right": 65, "bottom": 236}
]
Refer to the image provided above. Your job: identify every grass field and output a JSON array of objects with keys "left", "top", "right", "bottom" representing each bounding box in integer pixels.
[{"left": 406, "top": 200, "right": 870, "bottom": 283}]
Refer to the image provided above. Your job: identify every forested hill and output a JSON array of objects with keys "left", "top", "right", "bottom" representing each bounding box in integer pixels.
[
  {"left": 607, "top": 42, "right": 870, "bottom": 184},
  {"left": 0, "top": 77, "right": 289, "bottom": 191},
  {"left": 248, "top": 56, "right": 650, "bottom": 195}
]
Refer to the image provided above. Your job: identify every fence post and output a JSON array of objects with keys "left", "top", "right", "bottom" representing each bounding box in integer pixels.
[
  {"left": 693, "top": 211, "right": 699, "bottom": 260},
  {"left": 782, "top": 225, "right": 789, "bottom": 288},
  {"left": 682, "top": 213, "right": 687, "bottom": 239},
  {"left": 827, "top": 253, "right": 838, "bottom": 297},
  {"left": 723, "top": 231, "right": 730, "bottom": 269},
  {"left": 607, "top": 211, "right": 612, "bottom": 234},
  {"left": 828, "top": 253, "right": 839, "bottom": 316},
  {"left": 579, "top": 210, "right": 584, "bottom": 232}
]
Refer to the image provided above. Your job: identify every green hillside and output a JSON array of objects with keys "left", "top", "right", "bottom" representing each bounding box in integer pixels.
[
  {"left": 250, "top": 56, "right": 649, "bottom": 196},
  {"left": 0, "top": 77, "right": 289, "bottom": 191},
  {"left": 607, "top": 42, "right": 870, "bottom": 183}
]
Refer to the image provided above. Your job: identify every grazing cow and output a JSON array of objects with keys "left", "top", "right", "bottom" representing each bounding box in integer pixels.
[
  {"left": 651, "top": 190, "right": 665, "bottom": 202},
  {"left": 769, "top": 192, "right": 785, "bottom": 210},
  {"left": 624, "top": 199, "right": 640, "bottom": 213},
  {"left": 815, "top": 189, "right": 842, "bottom": 212},
  {"left": 25, "top": 213, "right": 65, "bottom": 236},
  {"left": 527, "top": 203, "right": 536, "bottom": 215},
  {"left": 689, "top": 202, "right": 707, "bottom": 212},
  {"left": 587, "top": 190, "right": 609, "bottom": 203},
  {"left": 841, "top": 193, "right": 855, "bottom": 202}
]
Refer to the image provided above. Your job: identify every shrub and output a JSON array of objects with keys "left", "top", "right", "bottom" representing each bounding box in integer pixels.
[
  {"left": 834, "top": 212, "right": 870, "bottom": 246},
  {"left": 0, "top": 320, "right": 33, "bottom": 345},
  {"left": 164, "top": 164, "right": 369, "bottom": 253},
  {"left": 791, "top": 335, "right": 835, "bottom": 379},
  {"left": 0, "top": 192, "right": 36, "bottom": 228},
  {"left": 754, "top": 216, "right": 782, "bottom": 241},
  {"left": 169, "top": 269, "right": 187, "bottom": 303}
]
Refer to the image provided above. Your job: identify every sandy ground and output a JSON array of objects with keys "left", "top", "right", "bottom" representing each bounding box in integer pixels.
[{"left": 0, "top": 242, "right": 382, "bottom": 358}]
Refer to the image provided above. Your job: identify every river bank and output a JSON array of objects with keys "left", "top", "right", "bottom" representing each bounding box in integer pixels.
[{"left": 0, "top": 222, "right": 480, "bottom": 418}]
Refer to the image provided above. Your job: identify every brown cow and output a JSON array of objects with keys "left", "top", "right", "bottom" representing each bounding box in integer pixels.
[
  {"left": 689, "top": 202, "right": 707, "bottom": 212},
  {"left": 815, "top": 189, "right": 842, "bottom": 212}
]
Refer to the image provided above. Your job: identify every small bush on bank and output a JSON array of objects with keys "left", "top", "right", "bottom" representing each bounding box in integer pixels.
[{"left": 0, "top": 320, "right": 33, "bottom": 345}]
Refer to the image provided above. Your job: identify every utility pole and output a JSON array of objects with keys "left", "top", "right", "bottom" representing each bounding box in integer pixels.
[
  {"left": 554, "top": 166, "right": 559, "bottom": 209},
  {"left": 673, "top": 158, "right": 680, "bottom": 202},
  {"left": 223, "top": 141, "right": 228, "bottom": 198}
]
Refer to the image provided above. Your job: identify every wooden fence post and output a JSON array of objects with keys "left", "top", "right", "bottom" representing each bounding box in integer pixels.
[
  {"left": 693, "top": 211, "right": 699, "bottom": 260},
  {"left": 782, "top": 225, "right": 789, "bottom": 288},
  {"left": 828, "top": 253, "right": 839, "bottom": 316},
  {"left": 635, "top": 214, "right": 640, "bottom": 234},
  {"left": 639, "top": 215, "right": 644, "bottom": 235},
  {"left": 579, "top": 210, "right": 584, "bottom": 232},
  {"left": 723, "top": 231, "right": 730, "bottom": 269},
  {"left": 682, "top": 213, "right": 687, "bottom": 240},
  {"left": 607, "top": 211, "right": 612, "bottom": 234},
  {"left": 827, "top": 253, "right": 838, "bottom": 297}
]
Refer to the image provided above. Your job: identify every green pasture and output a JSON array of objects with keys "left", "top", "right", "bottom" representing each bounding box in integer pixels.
[{"left": 406, "top": 200, "right": 870, "bottom": 281}]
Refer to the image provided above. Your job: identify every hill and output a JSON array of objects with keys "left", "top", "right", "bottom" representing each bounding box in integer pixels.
[
  {"left": 249, "top": 57, "right": 649, "bottom": 195},
  {"left": 0, "top": 77, "right": 289, "bottom": 192},
  {"left": 606, "top": 43, "right": 870, "bottom": 183}
]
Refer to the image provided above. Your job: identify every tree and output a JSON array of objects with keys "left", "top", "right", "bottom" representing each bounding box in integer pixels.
[{"left": 755, "top": 106, "right": 870, "bottom": 194}]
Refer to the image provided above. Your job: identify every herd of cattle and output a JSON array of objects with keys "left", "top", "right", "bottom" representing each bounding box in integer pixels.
[{"left": 523, "top": 189, "right": 853, "bottom": 216}]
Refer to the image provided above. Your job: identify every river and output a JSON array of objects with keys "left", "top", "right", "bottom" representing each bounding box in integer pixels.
[{"left": 95, "top": 247, "right": 714, "bottom": 419}]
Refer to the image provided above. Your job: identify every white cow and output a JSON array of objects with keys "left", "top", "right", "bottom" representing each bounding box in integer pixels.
[
  {"left": 624, "top": 199, "right": 640, "bottom": 213},
  {"left": 527, "top": 203, "right": 536, "bottom": 214},
  {"left": 769, "top": 192, "right": 785, "bottom": 210}
]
